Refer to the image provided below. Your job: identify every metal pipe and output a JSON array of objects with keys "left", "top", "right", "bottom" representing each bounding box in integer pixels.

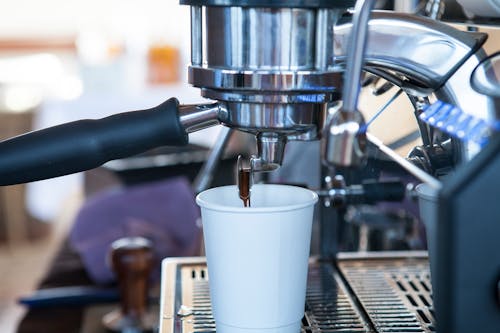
[
  {"left": 191, "top": 6, "right": 203, "bottom": 66},
  {"left": 394, "top": 0, "right": 419, "bottom": 13},
  {"left": 179, "top": 103, "right": 222, "bottom": 133},
  {"left": 342, "top": 0, "right": 377, "bottom": 113},
  {"left": 425, "top": 0, "right": 444, "bottom": 20},
  {"left": 367, "top": 133, "right": 442, "bottom": 190}
]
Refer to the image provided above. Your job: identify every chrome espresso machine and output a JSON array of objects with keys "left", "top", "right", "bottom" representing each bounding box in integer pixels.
[
  {"left": 155, "top": 2, "right": 500, "bottom": 333},
  {"left": 0, "top": 0, "right": 500, "bottom": 332}
]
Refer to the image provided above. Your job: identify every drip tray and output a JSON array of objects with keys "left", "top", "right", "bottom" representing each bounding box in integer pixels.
[{"left": 159, "top": 252, "right": 434, "bottom": 333}]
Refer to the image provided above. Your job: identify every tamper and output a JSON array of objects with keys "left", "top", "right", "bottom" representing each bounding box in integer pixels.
[{"left": 102, "top": 237, "right": 157, "bottom": 332}]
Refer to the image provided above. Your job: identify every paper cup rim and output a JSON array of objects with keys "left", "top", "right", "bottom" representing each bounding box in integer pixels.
[
  {"left": 415, "top": 183, "right": 438, "bottom": 202},
  {"left": 196, "top": 184, "right": 318, "bottom": 213}
]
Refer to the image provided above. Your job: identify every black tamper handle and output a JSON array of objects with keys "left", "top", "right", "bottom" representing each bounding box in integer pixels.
[
  {"left": 362, "top": 179, "right": 406, "bottom": 203},
  {"left": 0, "top": 98, "right": 187, "bottom": 185}
]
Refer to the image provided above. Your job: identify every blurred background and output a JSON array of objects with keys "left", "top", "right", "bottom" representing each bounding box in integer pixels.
[
  {"left": 0, "top": 1, "right": 201, "bottom": 331},
  {"left": 0, "top": 1, "right": 454, "bottom": 330},
  {"left": 2, "top": 1, "right": 499, "bottom": 332}
]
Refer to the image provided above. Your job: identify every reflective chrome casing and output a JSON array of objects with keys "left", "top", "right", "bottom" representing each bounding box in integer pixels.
[
  {"left": 189, "top": 6, "right": 344, "bottom": 142},
  {"left": 184, "top": 1, "right": 492, "bottom": 167}
]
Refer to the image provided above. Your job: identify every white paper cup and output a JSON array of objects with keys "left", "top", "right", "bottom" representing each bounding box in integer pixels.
[{"left": 196, "top": 184, "right": 318, "bottom": 333}]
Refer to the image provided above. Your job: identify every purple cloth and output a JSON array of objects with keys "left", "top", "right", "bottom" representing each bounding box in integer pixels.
[{"left": 69, "top": 177, "right": 201, "bottom": 285}]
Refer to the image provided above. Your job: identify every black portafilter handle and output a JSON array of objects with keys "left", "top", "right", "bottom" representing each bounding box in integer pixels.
[{"left": 0, "top": 98, "right": 188, "bottom": 186}]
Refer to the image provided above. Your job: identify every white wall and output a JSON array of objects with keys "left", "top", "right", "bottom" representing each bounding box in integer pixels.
[
  {"left": 0, "top": 1, "right": 195, "bottom": 222},
  {"left": 0, "top": 0, "right": 190, "bottom": 47}
]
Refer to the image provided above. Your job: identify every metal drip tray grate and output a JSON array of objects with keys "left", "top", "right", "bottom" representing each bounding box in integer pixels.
[
  {"left": 304, "top": 265, "right": 372, "bottom": 332},
  {"left": 338, "top": 254, "right": 434, "bottom": 332},
  {"left": 160, "top": 253, "right": 434, "bottom": 333}
]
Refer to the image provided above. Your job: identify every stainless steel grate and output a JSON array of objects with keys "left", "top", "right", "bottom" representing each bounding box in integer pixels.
[
  {"left": 191, "top": 268, "right": 215, "bottom": 332},
  {"left": 339, "top": 256, "right": 434, "bottom": 333},
  {"left": 173, "top": 263, "right": 371, "bottom": 333},
  {"left": 305, "top": 264, "right": 373, "bottom": 332},
  {"left": 160, "top": 253, "right": 434, "bottom": 333}
]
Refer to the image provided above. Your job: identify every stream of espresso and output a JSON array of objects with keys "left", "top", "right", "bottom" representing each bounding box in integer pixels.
[{"left": 238, "top": 167, "right": 251, "bottom": 207}]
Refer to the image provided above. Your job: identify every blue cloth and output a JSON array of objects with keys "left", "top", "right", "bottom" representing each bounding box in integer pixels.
[{"left": 69, "top": 177, "right": 201, "bottom": 284}]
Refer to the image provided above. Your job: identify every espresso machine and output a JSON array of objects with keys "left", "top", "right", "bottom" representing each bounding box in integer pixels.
[
  {"left": 1, "top": 0, "right": 500, "bottom": 332},
  {"left": 158, "top": 1, "right": 500, "bottom": 333}
]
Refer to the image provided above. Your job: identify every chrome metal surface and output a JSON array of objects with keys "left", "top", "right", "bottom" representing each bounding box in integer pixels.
[
  {"left": 159, "top": 253, "right": 434, "bottom": 333},
  {"left": 321, "top": 174, "right": 347, "bottom": 208},
  {"left": 394, "top": 0, "right": 418, "bottom": 13},
  {"left": 251, "top": 133, "right": 286, "bottom": 171},
  {"left": 190, "top": 6, "right": 202, "bottom": 66},
  {"left": 334, "top": 11, "right": 486, "bottom": 89},
  {"left": 471, "top": 52, "right": 500, "bottom": 98},
  {"left": 200, "top": 89, "right": 336, "bottom": 104},
  {"left": 219, "top": 102, "right": 325, "bottom": 139},
  {"left": 184, "top": 7, "right": 493, "bottom": 170},
  {"left": 205, "top": 7, "right": 316, "bottom": 70},
  {"left": 186, "top": 5, "right": 344, "bottom": 154},
  {"left": 425, "top": 0, "right": 445, "bottom": 20},
  {"left": 179, "top": 103, "right": 222, "bottom": 133},
  {"left": 192, "top": 11, "right": 485, "bottom": 94},
  {"left": 323, "top": 110, "right": 367, "bottom": 167},
  {"left": 188, "top": 67, "right": 343, "bottom": 92},
  {"left": 323, "top": 0, "right": 375, "bottom": 167},
  {"left": 367, "top": 133, "right": 442, "bottom": 190},
  {"left": 436, "top": 49, "right": 496, "bottom": 160},
  {"left": 315, "top": 9, "right": 339, "bottom": 70},
  {"left": 181, "top": 0, "right": 355, "bottom": 8},
  {"left": 441, "top": 49, "right": 498, "bottom": 117},
  {"left": 342, "top": 0, "right": 376, "bottom": 113}
]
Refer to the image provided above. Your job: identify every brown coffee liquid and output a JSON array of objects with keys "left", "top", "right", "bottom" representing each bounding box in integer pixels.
[{"left": 238, "top": 167, "right": 251, "bottom": 207}]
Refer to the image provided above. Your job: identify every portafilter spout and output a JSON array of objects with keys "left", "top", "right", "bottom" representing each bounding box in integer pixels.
[
  {"left": 252, "top": 134, "right": 287, "bottom": 172},
  {"left": 0, "top": 98, "right": 223, "bottom": 186}
]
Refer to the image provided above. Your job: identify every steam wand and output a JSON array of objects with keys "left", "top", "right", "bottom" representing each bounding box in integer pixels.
[{"left": 323, "top": 0, "right": 376, "bottom": 168}]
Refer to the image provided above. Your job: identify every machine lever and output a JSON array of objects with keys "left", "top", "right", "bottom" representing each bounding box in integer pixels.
[
  {"left": 0, "top": 98, "right": 188, "bottom": 185},
  {"left": 318, "top": 179, "right": 406, "bottom": 207},
  {"left": 356, "top": 179, "right": 406, "bottom": 204}
]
